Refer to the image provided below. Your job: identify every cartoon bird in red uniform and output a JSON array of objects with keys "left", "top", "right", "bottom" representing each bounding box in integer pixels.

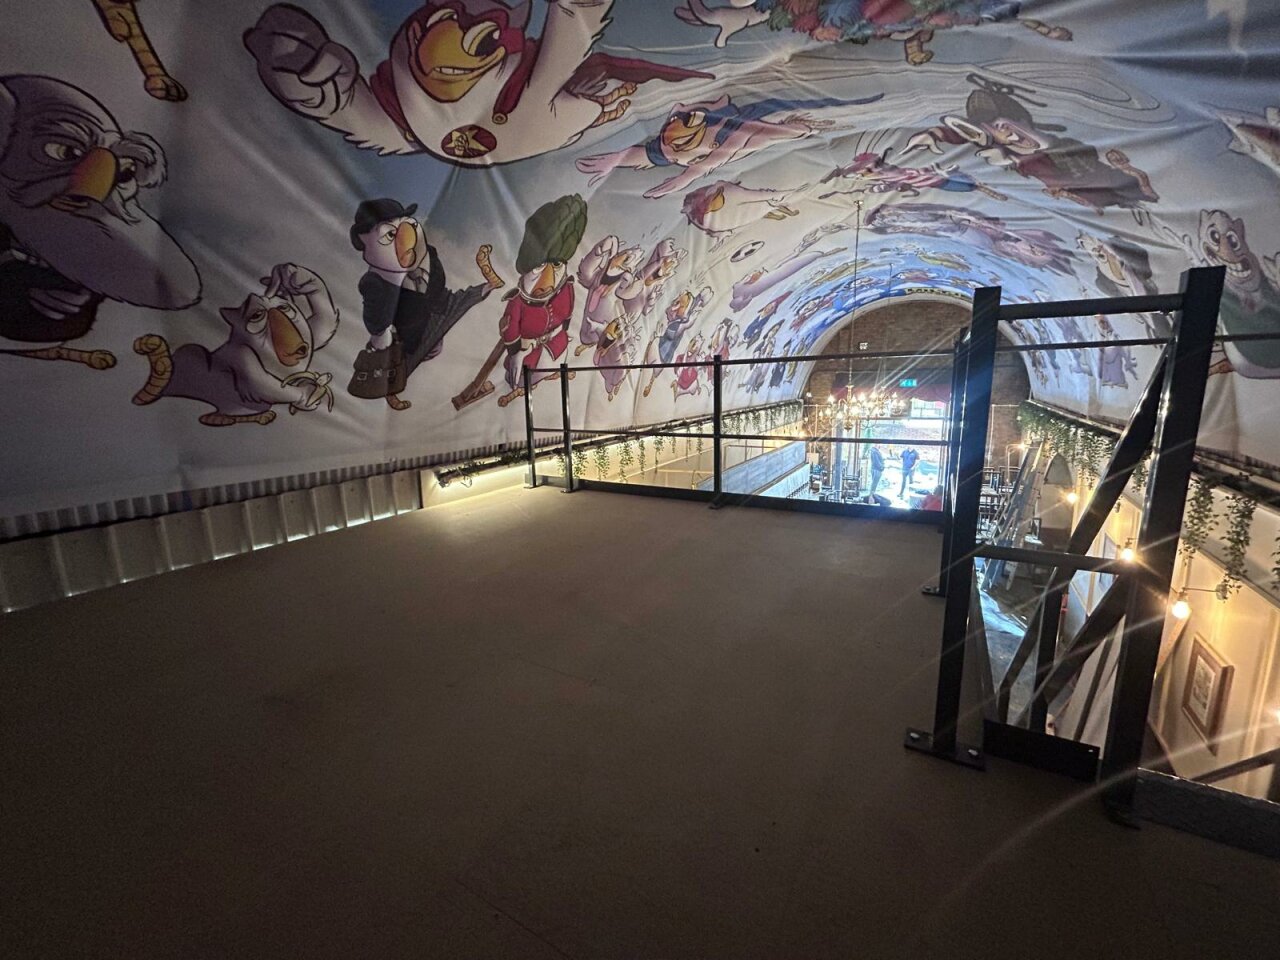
[
  {"left": 452, "top": 194, "right": 588, "bottom": 409},
  {"left": 244, "top": 1, "right": 712, "bottom": 165}
]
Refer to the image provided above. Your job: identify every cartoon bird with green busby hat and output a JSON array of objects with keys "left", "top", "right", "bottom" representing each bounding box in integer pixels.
[{"left": 452, "top": 194, "right": 587, "bottom": 409}]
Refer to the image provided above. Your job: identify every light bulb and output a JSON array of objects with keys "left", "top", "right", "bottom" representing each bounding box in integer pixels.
[
  {"left": 1065, "top": 491, "right": 1079, "bottom": 505},
  {"left": 1120, "top": 546, "right": 1136, "bottom": 563},
  {"left": 1171, "top": 597, "right": 1191, "bottom": 620}
]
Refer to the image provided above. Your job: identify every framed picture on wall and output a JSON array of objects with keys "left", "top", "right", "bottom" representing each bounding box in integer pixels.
[{"left": 1181, "top": 635, "right": 1234, "bottom": 754}]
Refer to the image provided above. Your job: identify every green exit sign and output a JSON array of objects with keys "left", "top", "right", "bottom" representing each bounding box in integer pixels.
[{"left": 899, "top": 378, "right": 918, "bottom": 388}]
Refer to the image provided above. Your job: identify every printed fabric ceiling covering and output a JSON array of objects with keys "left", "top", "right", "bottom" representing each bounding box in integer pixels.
[{"left": 2, "top": 0, "right": 1278, "bottom": 515}]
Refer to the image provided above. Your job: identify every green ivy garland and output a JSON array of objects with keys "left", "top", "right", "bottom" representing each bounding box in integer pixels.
[
  {"left": 1219, "top": 491, "right": 1256, "bottom": 596},
  {"left": 637, "top": 436, "right": 647, "bottom": 476},
  {"left": 1131, "top": 455, "right": 1148, "bottom": 493},
  {"left": 1272, "top": 532, "right": 1280, "bottom": 594},
  {"left": 572, "top": 448, "right": 586, "bottom": 478},
  {"left": 617, "top": 439, "right": 635, "bottom": 482},
  {"left": 653, "top": 434, "right": 666, "bottom": 458},
  {"left": 1180, "top": 476, "right": 1216, "bottom": 560},
  {"left": 593, "top": 445, "right": 609, "bottom": 480}
]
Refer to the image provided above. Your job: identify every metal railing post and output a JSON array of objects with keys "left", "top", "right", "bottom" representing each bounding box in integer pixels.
[
  {"left": 712, "top": 356, "right": 723, "bottom": 502},
  {"left": 1101, "top": 266, "right": 1225, "bottom": 818},
  {"left": 559, "top": 362, "right": 574, "bottom": 493},
  {"left": 522, "top": 365, "right": 537, "bottom": 488},
  {"left": 907, "top": 286, "right": 1001, "bottom": 767},
  {"left": 925, "top": 338, "right": 967, "bottom": 598}
]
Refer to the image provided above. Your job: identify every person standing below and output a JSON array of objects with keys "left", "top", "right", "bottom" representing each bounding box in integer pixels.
[
  {"left": 900, "top": 446, "right": 920, "bottom": 497},
  {"left": 868, "top": 444, "right": 885, "bottom": 497}
]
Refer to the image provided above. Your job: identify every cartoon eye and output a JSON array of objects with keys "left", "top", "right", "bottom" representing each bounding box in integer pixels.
[
  {"left": 1208, "top": 227, "right": 1221, "bottom": 245},
  {"left": 278, "top": 304, "right": 295, "bottom": 318},
  {"left": 43, "top": 141, "right": 84, "bottom": 162},
  {"left": 463, "top": 20, "right": 501, "bottom": 57},
  {"left": 686, "top": 110, "right": 706, "bottom": 127},
  {"left": 426, "top": 8, "right": 456, "bottom": 26},
  {"left": 1226, "top": 232, "right": 1241, "bottom": 251},
  {"left": 117, "top": 158, "right": 136, "bottom": 184},
  {"left": 246, "top": 309, "right": 267, "bottom": 331},
  {"left": 378, "top": 229, "right": 396, "bottom": 246}
]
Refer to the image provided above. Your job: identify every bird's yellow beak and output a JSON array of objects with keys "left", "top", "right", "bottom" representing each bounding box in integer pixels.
[
  {"left": 394, "top": 220, "right": 419, "bottom": 269},
  {"left": 55, "top": 147, "right": 117, "bottom": 208},
  {"left": 269, "top": 307, "right": 308, "bottom": 367},
  {"left": 661, "top": 117, "right": 706, "bottom": 154},
  {"left": 708, "top": 189, "right": 725, "bottom": 212},
  {"left": 531, "top": 262, "right": 558, "bottom": 299}
]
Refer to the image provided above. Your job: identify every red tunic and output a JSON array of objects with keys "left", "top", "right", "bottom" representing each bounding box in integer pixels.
[{"left": 501, "top": 281, "right": 575, "bottom": 371}]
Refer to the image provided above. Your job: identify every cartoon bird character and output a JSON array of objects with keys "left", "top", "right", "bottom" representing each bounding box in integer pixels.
[
  {"left": 819, "top": 150, "right": 1007, "bottom": 201},
  {"left": 0, "top": 75, "right": 200, "bottom": 371},
  {"left": 576, "top": 93, "right": 879, "bottom": 197},
  {"left": 619, "top": 239, "right": 686, "bottom": 319},
  {"left": 728, "top": 246, "right": 840, "bottom": 312},
  {"left": 681, "top": 180, "right": 799, "bottom": 245},
  {"left": 92, "top": 1, "right": 186, "bottom": 100},
  {"left": 904, "top": 76, "right": 1158, "bottom": 212},
  {"left": 703, "top": 314, "right": 739, "bottom": 384},
  {"left": 132, "top": 264, "right": 337, "bottom": 426},
  {"left": 1076, "top": 233, "right": 1170, "bottom": 341},
  {"left": 1219, "top": 106, "right": 1280, "bottom": 179},
  {"left": 452, "top": 194, "right": 588, "bottom": 409},
  {"left": 1195, "top": 209, "right": 1280, "bottom": 378},
  {"left": 244, "top": 2, "right": 711, "bottom": 166},
  {"left": 346, "top": 199, "right": 503, "bottom": 411},
  {"left": 671, "top": 333, "right": 707, "bottom": 400},
  {"left": 641, "top": 285, "right": 711, "bottom": 397},
  {"left": 575, "top": 235, "right": 644, "bottom": 357},
  {"left": 673, "top": 0, "right": 1070, "bottom": 60}
]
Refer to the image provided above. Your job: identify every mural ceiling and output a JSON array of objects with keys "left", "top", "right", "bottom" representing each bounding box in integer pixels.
[{"left": 2, "top": 0, "right": 1278, "bottom": 514}]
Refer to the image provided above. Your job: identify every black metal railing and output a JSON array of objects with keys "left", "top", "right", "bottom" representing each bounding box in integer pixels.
[{"left": 521, "top": 351, "right": 954, "bottom": 522}]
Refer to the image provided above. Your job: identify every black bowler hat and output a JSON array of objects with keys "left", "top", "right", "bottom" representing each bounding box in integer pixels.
[{"left": 350, "top": 198, "right": 418, "bottom": 250}]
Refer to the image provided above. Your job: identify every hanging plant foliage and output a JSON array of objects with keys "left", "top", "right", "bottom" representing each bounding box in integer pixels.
[
  {"left": 1219, "top": 490, "right": 1256, "bottom": 596},
  {"left": 1131, "top": 455, "right": 1148, "bottom": 492},
  {"left": 637, "top": 436, "right": 647, "bottom": 476},
  {"left": 572, "top": 448, "right": 586, "bottom": 478},
  {"left": 1181, "top": 476, "right": 1217, "bottom": 559},
  {"left": 593, "top": 445, "right": 609, "bottom": 480},
  {"left": 617, "top": 438, "right": 635, "bottom": 482}
]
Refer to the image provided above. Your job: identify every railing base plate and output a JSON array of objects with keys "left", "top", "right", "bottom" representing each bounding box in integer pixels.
[
  {"left": 904, "top": 728, "right": 985, "bottom": 770},
  {"left": 920, "top": 584, "right": 946, "bottom": 598}
]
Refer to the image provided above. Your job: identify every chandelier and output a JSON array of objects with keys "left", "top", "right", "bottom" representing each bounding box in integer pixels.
[
  {"left": 818, "top": 382, "right": 909, "bottom": 430},
  {"left": 809, "top": 199, "right": 909, "bottom": 431}
]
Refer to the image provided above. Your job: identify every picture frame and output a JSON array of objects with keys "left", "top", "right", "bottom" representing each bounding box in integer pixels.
[{"left": 1181, "top": 635, "right": 1234, "bottom": 754}]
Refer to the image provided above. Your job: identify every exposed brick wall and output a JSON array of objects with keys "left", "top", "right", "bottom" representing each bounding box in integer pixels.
[{"left": 801, "top": 299, "right": 1029, "bottom": 472}]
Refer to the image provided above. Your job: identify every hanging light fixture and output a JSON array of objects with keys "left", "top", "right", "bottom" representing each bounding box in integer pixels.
[{"left": 813, "top": 200, "right": 908, "bottom": 430}]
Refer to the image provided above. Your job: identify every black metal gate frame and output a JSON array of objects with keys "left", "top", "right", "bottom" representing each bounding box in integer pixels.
[{"left": 904, "top": 267, "right": 1251, "bottom": 825}]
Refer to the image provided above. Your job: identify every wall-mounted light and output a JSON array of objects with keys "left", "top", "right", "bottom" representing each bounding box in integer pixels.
[
  {"left": 1065, "top": 490, "right": 1079, "bottom": 505},
  {"left": 1170, "top": 583, "right": 1230, "bottom": 620},
  {"left": 1120, "top": 539, "right": 1137, "bottom": 564}
]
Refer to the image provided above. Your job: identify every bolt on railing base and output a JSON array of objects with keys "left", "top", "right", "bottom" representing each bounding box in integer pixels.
[
  {"left": 920, "top": 584, "right": 946, "bottom": 598},
  {"left": 904, "top": 728, "right": 986, "bottom": 770}
]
